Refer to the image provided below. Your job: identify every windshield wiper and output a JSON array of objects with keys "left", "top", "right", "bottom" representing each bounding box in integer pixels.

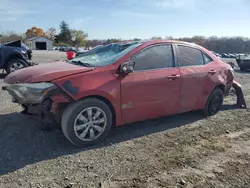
[{"left": 71, "top": 60, "right": 92, "bottom": 67}]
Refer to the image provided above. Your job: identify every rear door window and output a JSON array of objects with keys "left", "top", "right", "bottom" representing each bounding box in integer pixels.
[{"left": 178, "top": 45, "right": 204, "bottom": 67}]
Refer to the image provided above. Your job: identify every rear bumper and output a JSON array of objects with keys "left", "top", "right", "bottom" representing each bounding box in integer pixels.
[
  {"left": 232, "top": 80, "right": 247, "bottom": 108},
  {"left": 224, "top": 80, "right": 234, "bottom": 96}
]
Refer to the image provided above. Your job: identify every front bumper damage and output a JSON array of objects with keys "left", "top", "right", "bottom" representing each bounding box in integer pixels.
[
  {"left": 2, "top": 85, "right": 72, "bottom": 130},
  {"left": 232, "top": 80, "right": 247, "bottom": 108},
  {"left": 22, "top": 99, "right": 58, "bottom": 130}
]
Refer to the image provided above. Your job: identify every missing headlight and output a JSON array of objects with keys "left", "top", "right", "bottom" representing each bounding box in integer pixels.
[{"left": 4, "top": 82, "right": 57, "bottom": 104}]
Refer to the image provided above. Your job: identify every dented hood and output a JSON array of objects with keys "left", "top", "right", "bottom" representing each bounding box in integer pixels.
[{"left": 4, "top": 61, "right": 94, "bottom": 84}]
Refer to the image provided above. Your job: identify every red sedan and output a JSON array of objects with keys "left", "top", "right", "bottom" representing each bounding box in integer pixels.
[{"left": 2, "top": 40, "right": 246, "bottom": 147}]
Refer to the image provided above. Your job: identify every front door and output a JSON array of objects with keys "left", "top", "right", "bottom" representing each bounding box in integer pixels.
[{"left": 121, "top": 44, "right": 181, "bottom": 123}]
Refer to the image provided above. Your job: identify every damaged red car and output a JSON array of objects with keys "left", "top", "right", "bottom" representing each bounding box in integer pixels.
[{"left": 2, "top": 40, "right": 247, "bottom": 147}]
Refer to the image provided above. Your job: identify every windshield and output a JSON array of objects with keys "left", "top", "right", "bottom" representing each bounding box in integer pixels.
[{"left": 69, "top": 42, "right": 142, "bottom": 67}]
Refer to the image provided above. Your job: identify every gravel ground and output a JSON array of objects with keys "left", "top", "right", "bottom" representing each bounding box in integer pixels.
[{"left": 0, "top": 53, "right": 250, "bottom": 188}]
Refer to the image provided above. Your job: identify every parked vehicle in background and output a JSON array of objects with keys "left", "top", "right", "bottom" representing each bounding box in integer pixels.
[
  {"left": 75, "top": 45, "right": 103, "bottom": 58},
  {"left": 58, "top": 47, "right": 64, "bottom": 51},
  {"left": 228, "top": 53, "right": 236, "bottom": 58},
  {"left": 59, "top": 46, "right": 70, "bottom": 52},
  {"left": 236, "top": 54, "right": 250, "bottom": 71},
  {"left": 211, "top": 51, "right": 222, "bottom": 58},
  {"left": 5, "top": 40, "right": 33, "bottom": 60},
  {"left": 65, "top": 47, "right": 78, "bottom": 53},
  {"left": 216, "top": 53, "right": 222, "bottom": 58},
  {"left": 221, "top": 53, "right": 231, "bottom": 58},
  {"left": 2, "top": 40, "right": 246, "bottom": 147},
  {"left": 0, "top": 40, "right": 36, "bottom": 74},
  {"left": 74, "top": 50, "right": 89, "bottom": 58}
]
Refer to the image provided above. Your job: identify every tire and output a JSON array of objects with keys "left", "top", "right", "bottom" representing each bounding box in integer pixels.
[
  {"left": 6, "top": 59, "right": 28, "bottom": 74},
  {"left": 203, "top": 88, "right": 224, "bottom": 117},
  {"left": 61, "top": 98, "right": 113, "bottom": 147}
]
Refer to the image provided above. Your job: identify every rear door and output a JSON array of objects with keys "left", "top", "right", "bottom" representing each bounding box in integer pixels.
[
  {"left": 121, "top": 43, "right": 181, "bottom": 123},
  {"left": 175, "top": 44, "right": 218, "bottom": 113}
]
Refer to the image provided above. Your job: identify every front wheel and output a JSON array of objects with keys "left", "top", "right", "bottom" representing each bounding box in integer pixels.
[
  {"left": 203, "top": 88, "right": 224, "bottom": 116},
  {"left": 61, "top": 98, "right": 113, "bottom": 147},
  {"left": 6, "top": 59, "right": 28, "bottom": 74}
]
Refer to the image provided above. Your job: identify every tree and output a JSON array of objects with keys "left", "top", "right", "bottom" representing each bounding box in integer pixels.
[
  {"left": 45, "top": 27, "right": 56, "bottom": 40},
  {"left": 165, "top": 36, "right": 174, "bottom": 40},
  {"left": 105, "top": 38, "right": 121, "bottom": 44},
  {"left": 151, "top": 36, "right": 162, "bottom": 40},
  {"left": 25, "top": 27, "right": 45, "bottom": 38},
  {"left": 70, "top": 29, "right": 88, "bottom": 47},
  {"left": 56, "top": 21, "right": 72, "bottom": 44},
  {"left": 147, "top": 35, "right": 250, "bottom": 53},
  {"left": 133, "top": 38, "right": 141, "bottom": 41},
  {"left": 0, "top": 31, "right": 24, "bottom": 43}
]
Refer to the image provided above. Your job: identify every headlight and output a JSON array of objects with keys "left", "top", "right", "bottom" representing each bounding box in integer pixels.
[{"left": 4, "top": 82, "right": 56, "bottom": 104}]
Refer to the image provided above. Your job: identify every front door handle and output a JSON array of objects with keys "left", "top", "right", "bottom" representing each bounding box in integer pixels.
[
  {"left": 167, "top": 74, "right": 180, "bottom": 81},
  {"left": 208, "top": 70, "right": 217, "bottom": 75}
]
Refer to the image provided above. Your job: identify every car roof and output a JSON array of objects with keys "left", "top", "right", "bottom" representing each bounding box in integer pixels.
[
  {"left": 116, "top": 39, "right": 201, "bottom": 48},
  {"left": 141, "top": 39, "right": 200, "bottom": 47},
  {"left": 139, "top": 40, "right": 213, "bottom": 56}
]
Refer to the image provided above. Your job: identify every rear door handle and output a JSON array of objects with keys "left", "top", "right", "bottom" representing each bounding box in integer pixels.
[
  {"left": 208, "top": 70, "right": 217, "bottom": 75},
  {"left": 167, "top": 74, "right": 180, "bottom": 81}
]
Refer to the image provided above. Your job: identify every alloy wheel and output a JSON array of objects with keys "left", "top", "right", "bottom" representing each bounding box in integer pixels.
[{"left": 73, "top": 107, "right": 107, "bottom": 141}]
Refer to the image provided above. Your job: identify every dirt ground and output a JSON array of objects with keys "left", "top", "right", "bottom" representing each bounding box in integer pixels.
[{"left": 0, "top": 53, "right": 249, "bottom": 188}]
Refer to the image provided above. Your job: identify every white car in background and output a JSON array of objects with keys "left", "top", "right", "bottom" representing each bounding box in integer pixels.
[{"left": 211, "top": 51, "right": 222, "bottom": 59}]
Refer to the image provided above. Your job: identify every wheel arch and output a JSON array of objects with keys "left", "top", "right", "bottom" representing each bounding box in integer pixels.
[
  {"left": 5, "top": 53, "right": 26, "bottom": 66},
  {"left": 80, "top": 95, "right": 117, "bottom": 126},
  {"left": 202, "top": 83, "right": 226, "bottom": 109},
  {"left": 203, "top": 85, "right": 224, "bottom": 116},
  {"left": 215, "top": 84, "right": 225, "bottom": 93},
  {"left": 4, "top": 54, "right": 27, "bottom": 69}
]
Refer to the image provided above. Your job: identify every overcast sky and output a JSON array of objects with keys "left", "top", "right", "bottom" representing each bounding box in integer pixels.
[{"left": 0, "top": 0, "right": 250, "bottom": 39}]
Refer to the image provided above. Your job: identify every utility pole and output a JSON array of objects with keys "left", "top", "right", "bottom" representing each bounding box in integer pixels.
[
  {"left": 0, "top": 22, "right": 2, "bottom": 34},
  {"left": 0, "top": 22, "right": 2, "bottom": 44}
]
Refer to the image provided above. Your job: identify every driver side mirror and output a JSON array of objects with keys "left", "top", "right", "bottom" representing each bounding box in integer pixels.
[{"left": 119, "top": 60, "right": 135, "bottom": 74}]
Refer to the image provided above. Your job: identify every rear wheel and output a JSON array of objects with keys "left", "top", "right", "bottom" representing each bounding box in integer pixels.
[
  {"left": 61, "top": 98, "right": 113, "bottom": 147},
  {"left": 203, "top": 88, "right": 224, "bottom": 116},
  {"left": 6, "top": 59, "right": 28, "bottom": 74}
]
